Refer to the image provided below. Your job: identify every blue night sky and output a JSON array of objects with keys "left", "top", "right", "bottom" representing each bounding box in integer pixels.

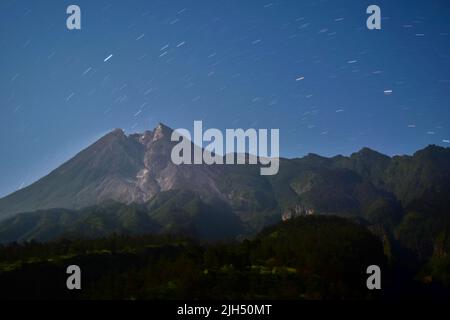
[{"left": 0, "top": 0, "right": 449, "bottom": 197}]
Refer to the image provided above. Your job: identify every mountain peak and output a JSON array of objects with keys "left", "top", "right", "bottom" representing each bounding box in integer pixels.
[
  {"left": 152, "top": 122, "right": 173, "bottom": 141},
  {"left": 98, "top": 128, "right": 127, "bottom": 145},
  {"left": 413, "top": 144, "right": 449, "bottom": 159},
  {"left": 110, "top": 128, "right": 125, "bottom": 136},
  {"left": 352, "top": 147, "right": 390, "bottom": 160},
  {"left": 155, "top": 122, "right": 173, "bottom": 132}
]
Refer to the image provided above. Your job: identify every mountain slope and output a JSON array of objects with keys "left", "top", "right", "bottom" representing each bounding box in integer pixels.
[
  {"left": 0, "top": 129, "right": 145, "bottom": 220},
  {"left": 0, "top": 123, "right": 449, "bottom": 243},
  {"left": 0, "top": 190, "right": 244, "bottom": 242},
  {"left": 0, "top": 124, "right": 224, "bottom": 221}
]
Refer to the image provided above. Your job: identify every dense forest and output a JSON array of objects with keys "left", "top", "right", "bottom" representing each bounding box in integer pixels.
[
  {"left": 0, "top": 215, "right": 448, "bottom": 300},
  {"left": 1, "top": 145, "right": 449, "bottom": 299}
]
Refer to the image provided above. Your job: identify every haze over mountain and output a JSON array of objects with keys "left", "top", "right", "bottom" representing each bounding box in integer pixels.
[{"left": 0, "top": 123, "right": 449, "bottom": 243}]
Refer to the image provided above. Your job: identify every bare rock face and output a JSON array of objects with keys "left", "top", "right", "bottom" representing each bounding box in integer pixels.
[
  {"left": 2, "top": 121, "right": 448, "bottom": 237},
  {"left": 130, "top": 122, "right": 225, "bottom": 203},
  {"left": 0, "top": 123, "right": 226, "bottom": 220},
  {"left": 282, "top": 204, "right": 314, "bottom": 221}
]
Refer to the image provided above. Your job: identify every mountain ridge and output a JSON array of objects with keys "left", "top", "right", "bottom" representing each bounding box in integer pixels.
[{"left": 0, "top": 123, "right": 449, "bottom": 243}]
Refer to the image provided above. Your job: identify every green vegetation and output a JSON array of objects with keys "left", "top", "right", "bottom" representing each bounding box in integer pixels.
[
  {"left": 0, "top": 145, "right": 449, "bottom": 299},
  {"left": 0, "top": 215, "right": 449, "bottom": 300},
  {"left": 0, "top": 191, "right": 243, "bottom": 243}
]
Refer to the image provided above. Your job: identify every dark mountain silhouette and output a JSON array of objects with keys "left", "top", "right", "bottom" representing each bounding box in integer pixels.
[{"left": 0, "top": 123, "right": 449, "bottom": 245}]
